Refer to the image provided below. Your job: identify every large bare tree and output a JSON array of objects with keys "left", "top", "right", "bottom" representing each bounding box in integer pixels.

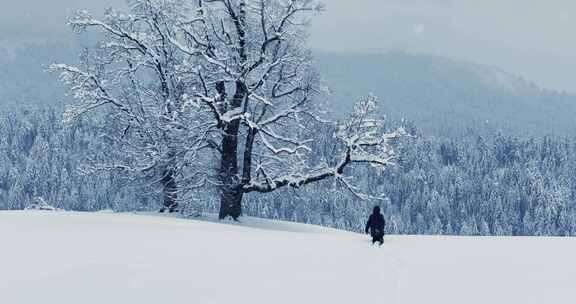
[{"left": 52, "top": 0, "right": 403, "bottom": 220}]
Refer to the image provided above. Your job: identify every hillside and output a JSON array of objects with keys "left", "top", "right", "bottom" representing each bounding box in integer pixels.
[
  {"left": 1, "top": 211, "right": 574, "bottom": 304},
  {"left": 317, "top": 52, "right": 576, "bottom": 135},
  {"left": 0, "top": 41, "right": 76, "bottom": 109},
  {"left": 3, "top": 43, "right": 576, "bottom": 135}
]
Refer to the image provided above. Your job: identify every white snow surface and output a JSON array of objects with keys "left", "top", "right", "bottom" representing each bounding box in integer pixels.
[{"left": 1, "top": 211, "right": 574, "bottom": 304}]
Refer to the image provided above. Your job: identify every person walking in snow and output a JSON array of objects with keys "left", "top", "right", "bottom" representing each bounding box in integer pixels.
[{"left": 365, "top": 206, "right": 385, "bottom": 245}]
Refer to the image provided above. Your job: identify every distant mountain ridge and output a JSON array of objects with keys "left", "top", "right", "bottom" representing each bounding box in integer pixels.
[
  {"left": 0, "top": 41, "right": 74, "bottom": 109},
  {"left": 2, "top": 42, "right": 575, "bottom": 135},
  {"left": 316, "top": 51, "right": 576, "bottom": 135}
]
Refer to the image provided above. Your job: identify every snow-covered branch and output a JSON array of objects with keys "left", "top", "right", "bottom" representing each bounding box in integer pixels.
[{"left": 243, "top": 95, "right": 403, "bottom": 195}]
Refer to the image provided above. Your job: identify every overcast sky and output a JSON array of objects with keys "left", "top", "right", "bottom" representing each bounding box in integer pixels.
[{"left": 1, "top": 0, "right": 575, "bottom": 93}]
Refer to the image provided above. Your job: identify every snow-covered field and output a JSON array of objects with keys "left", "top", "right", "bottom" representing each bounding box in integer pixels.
[{"left": 1, "top": 211, "right": 574, "bottom": 304}]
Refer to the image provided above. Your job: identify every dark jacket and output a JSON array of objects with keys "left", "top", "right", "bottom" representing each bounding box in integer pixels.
[{"left": 365, "top": 206, "right": 385, "bottom": 236}]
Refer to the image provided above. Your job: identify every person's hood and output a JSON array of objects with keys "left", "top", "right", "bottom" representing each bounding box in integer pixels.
[{"left": 372, "top": 206, "right": 381, "bottom": 215}]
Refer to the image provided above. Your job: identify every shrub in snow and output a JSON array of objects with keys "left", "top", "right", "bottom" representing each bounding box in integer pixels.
[
  {"left": 96, "top": 209, "right": 115, "bottom": 214},
  {"left": 25, "top": 197, "right": 61, "bottom": 211}
]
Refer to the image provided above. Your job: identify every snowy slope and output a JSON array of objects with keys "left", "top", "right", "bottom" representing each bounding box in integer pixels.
[{"left": 1, "top": 211, "right": 574, "bottom": 304}]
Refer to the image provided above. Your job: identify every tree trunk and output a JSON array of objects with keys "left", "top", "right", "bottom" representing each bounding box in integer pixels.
[
  {"left": 218, "top": 131, "right": 242, "bottom": 219},
  {"left": 160, "top": 169, "right": 178, "bottom": 213},
  {"left": 219, "top": 184, "right": 244, "bottom": 220},
  {"left": 218, "top": 81, "right": 246, "bottom": 220}
]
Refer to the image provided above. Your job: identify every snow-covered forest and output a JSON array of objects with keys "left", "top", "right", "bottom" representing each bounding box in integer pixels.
[
  {"left": 2, "top": 105, "right": 575, "bottom": 236},
  {"left": 0, "top": 107, "right": 154, "bottom": 211}
]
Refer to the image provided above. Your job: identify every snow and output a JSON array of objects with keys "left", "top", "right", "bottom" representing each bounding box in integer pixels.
[
  {"left": 1, "top": 211, "right": 574, "bottom": 304},
  {"left": 476, "top": 65, "right": 539, "bottom": 96},
  {"left": 24, "top": 197, "right": 60, "bottom": 211}
]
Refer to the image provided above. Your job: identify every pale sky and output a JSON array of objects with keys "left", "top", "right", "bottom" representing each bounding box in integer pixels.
[{"left": 1, "top": 0, "right": 575, "bottom": 93}]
